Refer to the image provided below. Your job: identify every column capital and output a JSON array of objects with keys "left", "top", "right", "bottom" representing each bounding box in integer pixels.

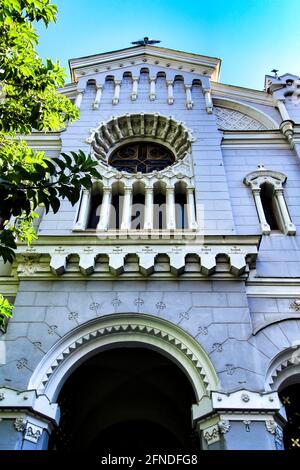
[
  {"left": 184, "top": 84, "right": 192, "bottom": 90},
  {"left": 132, "top": 76, "right": 139, "bottom": 82},
  {"left": 96, "top": 83, "right": 103, "bottom": 90},
  {"left": 102, "top": 187, "right": 112, "bottom": 193},
  {"left": 149, "top": 76, "right": 156, "bottom": 82},
  {"left": 114, "top": 79, "right": 122, "bottom": 85},
  {"left": 166, "top": 79, "right": 174, "bottom": 86}
]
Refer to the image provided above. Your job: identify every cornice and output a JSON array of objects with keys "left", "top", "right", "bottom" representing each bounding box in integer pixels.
[
  {"left": 16, "top": 132, "right": 62, "bottom": 150},
  {"left": 211, "top": 81, "right": 275, "bottom": 106},
  {"left": 16, "top": 234, "right": 261, "bottom": 247},
  {"left": 12, "top": 235, "right": 260, "bottom": 280},
  {"left": 221, "top": 130, "right": 289, "bottom": 148},
  {"left": 69, "top": 45, "right": 221, "bottom": 83},
  {"left": 57, "top": 83, "right": 77, "bottom": 99}
]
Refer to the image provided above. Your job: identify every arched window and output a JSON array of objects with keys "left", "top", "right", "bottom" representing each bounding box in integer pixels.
[
  {"left": 244, "top": 167, "right": 296, "bottom": 235},
  {"left": 260, "top": 182, "right": 279, "bottom": 230},
  {"left": 87, "top": 193, "right": 102, "bottom": 229},
  {"left": 109, "top": 142, "right": 175, "bottom": 174}
]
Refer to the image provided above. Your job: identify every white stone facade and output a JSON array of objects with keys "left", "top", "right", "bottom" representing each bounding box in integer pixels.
[{"left": 1, "top": 44, "right": 300, "bottom": 451}]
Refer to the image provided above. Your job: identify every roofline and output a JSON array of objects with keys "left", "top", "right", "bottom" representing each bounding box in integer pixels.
[{"left": 68, "top": 44, "right": 221, "bottom": 82}]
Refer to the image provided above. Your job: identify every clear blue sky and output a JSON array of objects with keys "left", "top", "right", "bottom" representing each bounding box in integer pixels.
[{"left": 37, "top": 0, "right": 300, "bottom": 90}]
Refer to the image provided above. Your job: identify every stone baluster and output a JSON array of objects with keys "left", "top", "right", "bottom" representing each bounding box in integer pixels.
[
  {"left": 120, "top": 187, "right": 133, "bottom": 230},
  {"left": 144, "top": 187, "right": 154, "bottom": 229},
  {"left": 186, "top": 188, "right": 197, "bottom": 230},
  {"left": 93, "top": 84, "right": 103, "bottom": 109},
  {"left": 185, "top": 84, "right": 193, "bottom": 109},
  {"left": 75, "top": 88, "right": 85, "bottom": 109},
  {"left": 149, "top": 77, "right": 156, "bottom": 101},
  {"left": 166, "top": 80, "right": 174, "bottom": 105},
  {"left": 131, "top": 76, "right": 138, "bottom": 101},
  {"left": 74, "top": 190, "right": 91, "bottom": 230},
  {"left": 203, "top": 88, "right": 213, "bottom": 114},
  {"left": 97, "top": 188, "right": 112, "bottom": 231},
  {"left": 166, "top": 186, "right": 176, "bottom": 229},
  {"left": 112, "top": 80, "right": 121, "bottom": 105}
]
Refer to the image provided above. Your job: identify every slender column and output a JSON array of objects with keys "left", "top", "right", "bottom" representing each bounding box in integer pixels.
[
  {"left": 166, "top": 80, "right": 174, "bottom": 104},
  {"left": 203, "top": 88, "right": 213, "bottom": 114},
  {"left": 74, "top": 190, "right": 90, "bottom": 230},
  {"left": 277, "top": 99, "right": 290, "bottom": 122},
  {"left": 253, "top": 188, "right": 271, "bottom": 234},
  {"left": 75, "top": 88, "right": 85, "bottom": 109},
  {"left": 274, "top": 189, "right": 296, "bottom": 234},
  {"left": 149, "top": 77, "right": 156, "bottom": 100},
  {"left": 186, "top": 188, "right": 197, "bottom": 230},
  {"left": 97, "top": 188, "right": 112, "bottom": 231},
  {"left": 144, "top": 187, "right": 154, "bottom": 229},
  {"left": 120, "top": 187, "right": 133, "bottom": 230},
  {"left": 112, "top": 80, "right": 121, "bottom": 105},
  {"left": 166, "top": 186, "right": 176, "bottom": 229},
  {"left": 93, "top": 84, "right": 103, "bottom": 109},
  {"left": 185, "top": 84, "right": 193, "bottom": 109},
  {"left": 131, "top": 76, "right": 138, "bottom": 101}
]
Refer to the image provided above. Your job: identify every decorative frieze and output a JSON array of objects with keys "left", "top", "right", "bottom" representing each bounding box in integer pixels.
[
  {"left": 15, "top": 239, "right": 259, "bottom": 279},
  {"left": 214, "top": 106, "right": 267, "bottom": 130}
]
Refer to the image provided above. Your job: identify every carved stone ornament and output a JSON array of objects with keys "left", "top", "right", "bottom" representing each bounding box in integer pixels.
[
  {"left": 0, "top": 392, "right": 5, "bottom": 401},
  {"left": 265, "top": 420, "right": 277, "bottom": 434},
  {"left": 218, "top": 420, "right": 231, "bottom": 434},
  {"left": 17, "top": 256, "right": 40, "bottom": 276},
  {"left": 14, "top": 417, "right": 27, "bottom": 432},
  {"left": 24, "top": 422, "right": 43, "bottom": 444},
  {"left": 203, "top": 425, "right": 220, "bottom": 445},
  {"left": 86, "top": 113, "right": 195, "bottom": 164},
  {"left": 241, "top": 393, "right": 250, "bottom": 403},
  {"left": 290, "top": 299, "right": 300, "bottom": 311}
]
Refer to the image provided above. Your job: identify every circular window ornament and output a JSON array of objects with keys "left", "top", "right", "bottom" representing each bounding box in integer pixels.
[
  {"left": 109, "top": 142, "right": 175, "bottom": 174},
  {"left": 86, "top": 113, "right": 195, "bottom": 167}
]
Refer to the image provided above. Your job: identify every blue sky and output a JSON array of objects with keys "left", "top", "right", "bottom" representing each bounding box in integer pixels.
[{"left": 37, "top": 0, "right": 300, "bottom": 90}]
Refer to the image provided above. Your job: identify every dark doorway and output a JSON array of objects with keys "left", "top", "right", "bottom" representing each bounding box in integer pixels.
[
  {"left": 49, "top": 347, "right": 198, "bottom": 453},
  {"left": 279, "top": 383, "right": 300, "bottom": 449}
]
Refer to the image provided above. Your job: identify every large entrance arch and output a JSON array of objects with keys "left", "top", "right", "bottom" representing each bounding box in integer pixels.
[
  {"left": 28, "top": 314, "right": 219, "bottom": 450},
  {"left": 49, "top": 346, "right": 198, "bottom": 452}
]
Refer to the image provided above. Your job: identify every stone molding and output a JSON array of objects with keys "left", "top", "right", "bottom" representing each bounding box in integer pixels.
[
  {"left": 14, "top": 239, "right": 259, "bottom": 279},
  {"left": 211, "top": 389, "right": 281, "bottom": 411},
  {"left": 69, "top": 45, "right": 220, "bottom": 83},
  {"left": 86, "top": 113, "right": 195, "bottom": 164},
  {"left": 266, "top": 346, "right": 300, "bottom": 390},
  {"left": 0, "top": 387, "right": 60, "bottom": 424},
  {"left": 28, "top": 314, "right": 219, "bottom": 402}
]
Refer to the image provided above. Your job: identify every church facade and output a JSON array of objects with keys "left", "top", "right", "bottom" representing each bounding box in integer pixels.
[{"left": 1, "top": 43, "right": 300, "bottom": 451}]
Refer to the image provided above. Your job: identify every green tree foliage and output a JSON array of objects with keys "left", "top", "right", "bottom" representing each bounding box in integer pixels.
[{"left": 0, "top": 0, "right": 101, "bottom": 320}]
